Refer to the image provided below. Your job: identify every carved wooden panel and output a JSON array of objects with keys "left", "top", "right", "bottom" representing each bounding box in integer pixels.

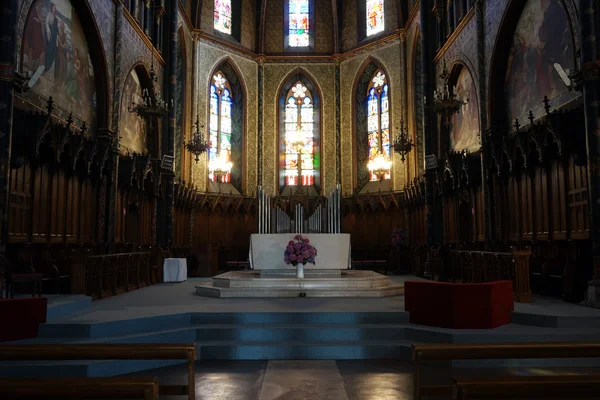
[
  {"left": 567, "top": 157, "right": 589, "bottom": 239},
  {"left": 551, "top": 161, "right": 568, "bottom": 239},
  {"left": 8, "top": 164, "right": 31, "bottom": 242}
]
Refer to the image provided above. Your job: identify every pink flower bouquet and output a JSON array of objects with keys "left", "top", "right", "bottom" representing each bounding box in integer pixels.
[{"left": 284, "top": 235, "right": 317, "bottom": 266}]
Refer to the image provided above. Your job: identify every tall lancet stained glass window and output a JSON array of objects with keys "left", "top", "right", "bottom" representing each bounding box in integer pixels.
[
  {"left": 214, "top": 0, "right": 232, "bottom": 34},
  {"left": 288, "top": 0, "right": 310, "bottom": 47},
  {"left": 367, "top": 70, "right": 390, "bottom": 181},
  {"left": 284, "top": 82, "right": 315, "bottom": 185},
  {"left": 209, "top": 72, "right": 232, "bottom": 183},
  {"left": 366, "top": 0, "right": 385, "bottom": 37}
]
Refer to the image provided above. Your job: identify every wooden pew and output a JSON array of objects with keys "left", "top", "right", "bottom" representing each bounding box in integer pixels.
[
  {"left": 0, "top": 377, "right": 159, "bottom": 400},
  {"left": 412, "top": 342, "right": 600, "bottom": 400},
  {"left": 0, "top": 343, "right": 197, "bottom": 400},
  {"left": 452, "top": 375, "right": 600, "bottom": 399}
]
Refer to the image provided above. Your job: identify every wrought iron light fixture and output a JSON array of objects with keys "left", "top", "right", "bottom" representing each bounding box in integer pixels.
[
  {"left": 393, "top": 118, "right": 414, "bottom": 162},
  {"left": 368, "top": 152, "right": 392, "bottom": 182},
  {"left": 433, "top": 60, "right": 468, "bottom": 125},
  {"left": 185, "top": 116, "right": 210, "bottom": 163},
  {"left": 128, "top": 64, "right": 171, "bottom": 118}
]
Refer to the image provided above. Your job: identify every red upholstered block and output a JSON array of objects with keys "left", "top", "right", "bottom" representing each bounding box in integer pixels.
[
  {"left": 404, "top": 280, "right": 514, "bottom": 329},
  {"left": 0, "top": 297, "right": 47, "bottom": 342}
]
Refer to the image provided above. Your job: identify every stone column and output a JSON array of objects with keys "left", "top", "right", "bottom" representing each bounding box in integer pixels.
[
  {"left": 580, "top": 0, "right": 600, "bottom": 307},
  {"left": 475, "top": 0, "right": 492, "bottom": 248},
  {"left": 257, "top": 58, "right": 264, "bottom": 186},
  {"left": 107, "top": 4, "right": 125, "bottom": 247},
  {"left": 0, "top": 0, "right": 17, "bottom": 257},
  {"left": 421, "top": 0, "right": 436, "bottom": 277},
  {"left": 335, "top": 58, "right": 341, "bottom": 185},
  {"left": 163, "top": 0, "right": 178, "bottom": 247},
  {"left": 446, "top": 0, "right": 454, "bottom": 37}
]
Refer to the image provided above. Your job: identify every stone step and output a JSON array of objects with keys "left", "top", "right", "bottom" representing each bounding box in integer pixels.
[
  {"left": 196, "top": 340, "right": 415, "bottom": 360},
  {"left": 213, "top": 271, "right": 392, "bottom": 289},
  {"left": 195, "top": 283, "right": 404, "bottom": 298}
]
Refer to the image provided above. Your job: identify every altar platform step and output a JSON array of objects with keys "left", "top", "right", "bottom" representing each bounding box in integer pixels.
[{"left": 196, "top": 270, "right": 404, "bottom": 297}]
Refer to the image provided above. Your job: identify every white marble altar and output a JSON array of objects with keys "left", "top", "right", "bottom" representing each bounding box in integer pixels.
[{"left": 250, "top": 234, "right": 351, "bottom": 277}]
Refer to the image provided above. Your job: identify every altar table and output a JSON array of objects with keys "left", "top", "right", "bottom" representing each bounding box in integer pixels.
[
  {"left": 163, "top": 258, "right": 187, "bottom": 282},
  {"left": 249, "top": 234, "right": 351, "bottom": 274}
]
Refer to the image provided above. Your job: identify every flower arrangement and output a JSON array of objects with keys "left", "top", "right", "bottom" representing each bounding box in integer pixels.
[
  {"left": 284, "top": 235, "right": 317, "bottom": 266},
  {"left": 392, "top": 228, "right": 406, "bottom": 250}
]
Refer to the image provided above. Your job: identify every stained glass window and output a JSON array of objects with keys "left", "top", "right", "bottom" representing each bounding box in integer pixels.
[
  {"left": 214, "top": 0, "right": 232, "bottom": 35},
  {"left": 209, "top": 72, "right": 232, "bottom": 183},
  {"left": 288, "top": 0, "right": 310, "bottom": 47},
  {"left": 284, "top": 82, "right": 315, "bottom": 185},
  {"left": 367, "top": 70, "right": 390, "bottom": 181},
  {"left": 366, "top": 0, "right": 385, "bottom": 37}
]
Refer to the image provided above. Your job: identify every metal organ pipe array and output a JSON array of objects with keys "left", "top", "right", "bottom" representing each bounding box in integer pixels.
[{"left": 256, "top": 185, "right": 341, "bottom": 234}]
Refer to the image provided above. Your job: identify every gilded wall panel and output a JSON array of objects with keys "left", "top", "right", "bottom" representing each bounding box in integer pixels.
[
  {"left": 262, "top": 62, "right": 336, "bottom": 196},
  {"left": 191, "top": 40, "right": 258, "bottom": 194}
]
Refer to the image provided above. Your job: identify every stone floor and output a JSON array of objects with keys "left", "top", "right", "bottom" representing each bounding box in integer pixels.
[
  {"left": 129, "top": 359, "right": 414, "bottom": 400},
  {"left": 129, "top": 360, "right": 600, "bottom": 400}
]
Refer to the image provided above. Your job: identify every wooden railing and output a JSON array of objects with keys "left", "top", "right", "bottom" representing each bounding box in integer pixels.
[
  {"left": 412, "top": 342, "right": 600, "bottom": 400},
  {"left": 448, "top": 248, "right": 532, "bottom": 302},
  {"left": 452, "top": 375, "right": 600, "bottom": 399},
  {"left": 71, "top": 252, "right": 151, "bottom": 300},
  {"left": 0, "top": 377, "right": 159, "bottom": 400},
  {"left": 0, "top": 343, "right": 196, "bottom": 400}
]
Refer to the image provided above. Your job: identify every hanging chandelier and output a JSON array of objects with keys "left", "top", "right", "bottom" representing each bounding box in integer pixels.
[
  {"left": 128, "top": 65, "right": 171, "bottom": 118},
  {"left": 209, "top": 153, "right": 233, "bottom": 182},
  {"left": 433, "top": 60, "right": 468, "bottom": 124},
  {"left": 185, "top": 116, "right": 210, "bottom": 163},
  {"left": 368, "top": 152, "right": 392, "bottom": 182},
  {"left": 393, "top": 118, "right": 414, "bottom": 162}
]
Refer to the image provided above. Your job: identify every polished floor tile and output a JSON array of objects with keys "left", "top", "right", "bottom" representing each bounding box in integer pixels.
[
  {"left": 259, "top": 360, "right": 348, "bottom": 400},
  {"left": 337, "top": 360, "right": 413, "bottom": 400}
]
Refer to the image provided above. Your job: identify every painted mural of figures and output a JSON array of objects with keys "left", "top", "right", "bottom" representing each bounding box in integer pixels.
[
  {"left": 21, "top": 0, "right": 96, "bottom": 126},
  {"left": 505, "top": 0, "right": 577, "bottom": 127},
  {"left": 55, "top": 20, "right": 67, "bottom": 80},
  {"left": 64, "top": 50, "right": 78, "bottom": 102},
  {"left": 452, "top": 67, "right": 480, "bottom": 153},
  {"left": 44, "top": 2, "right": 59, "bottom": 73},
  {"left": 23, "top": 1, "right": 46, "bottom": 71},
  {"left": 120, "top": 69, "right": 147, "bottom": 154}
]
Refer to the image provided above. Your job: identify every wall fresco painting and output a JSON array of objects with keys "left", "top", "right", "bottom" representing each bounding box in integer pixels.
[
  {"left": 505, "top": 0, "right": 576, "bottom": 128},
  {"left": 452, "top": 67, "right": 480, "bottom": 153},
  {"left": 21, "top": 0, "right": 96, "bottom": 126},
  {"left": 119, "top": 69, "right": 146, "bottom": 154}
]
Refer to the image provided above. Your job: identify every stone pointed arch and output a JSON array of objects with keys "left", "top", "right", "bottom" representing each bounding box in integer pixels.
[
  {"left": 276, "top": 68, "right": 323, "bottom": 194},
  {"left": 206, "top": 57, "right": 247, "bottom": 193},
  {"left": 353, "top": 56, "right": 392, "bottom": 193}
]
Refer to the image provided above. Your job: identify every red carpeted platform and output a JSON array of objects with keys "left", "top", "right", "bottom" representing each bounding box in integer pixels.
[
  {"left": 404, "top": 280, "right": 514, "bottom": 329},
  {"left": 0, "top": 297, "right": 47, "bottom": 342}
]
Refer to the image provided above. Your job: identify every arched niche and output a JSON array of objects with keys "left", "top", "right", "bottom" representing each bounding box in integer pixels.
[
  {"left": 447, "top": 63, "right": 480, "bottom": 153},
  {"left": 489, "top": 0, "right": 579, "bottom": 131},
  {"left": 206, "top": 58, "right": 246, "bottom": 194},
  {"left": 353, "top": 57, "right": 392, "bottom": 193},
  {"left": 119, "top": 65, "right": 157, "bottom": 157},
  {"left": 277, "top": 69, "right": 322, "bottom": 195},
  {"left": 19, "top": 0, "right": 109, "bottom": 130}
]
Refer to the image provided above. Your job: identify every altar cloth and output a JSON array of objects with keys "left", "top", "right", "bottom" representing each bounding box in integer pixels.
[
  {"left": 249, "top": 234, "right": 351, "bottom": 271},
  {"left": 163, "top": 258, "right": 187, "bottom": 282}
]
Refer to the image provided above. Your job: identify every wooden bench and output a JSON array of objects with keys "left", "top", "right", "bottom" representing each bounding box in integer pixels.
[
  {"left": 0, "top": 343, "right": 197, "bottom": 400},
  {"left": 413, "top": 342, "right": 600, "bottom": 400},
  {"left": 0, "top": 377, "right": 159, "bottom": 400},
  {"left": 452, "top": 375, "right": 600, "bottom": 399}
]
